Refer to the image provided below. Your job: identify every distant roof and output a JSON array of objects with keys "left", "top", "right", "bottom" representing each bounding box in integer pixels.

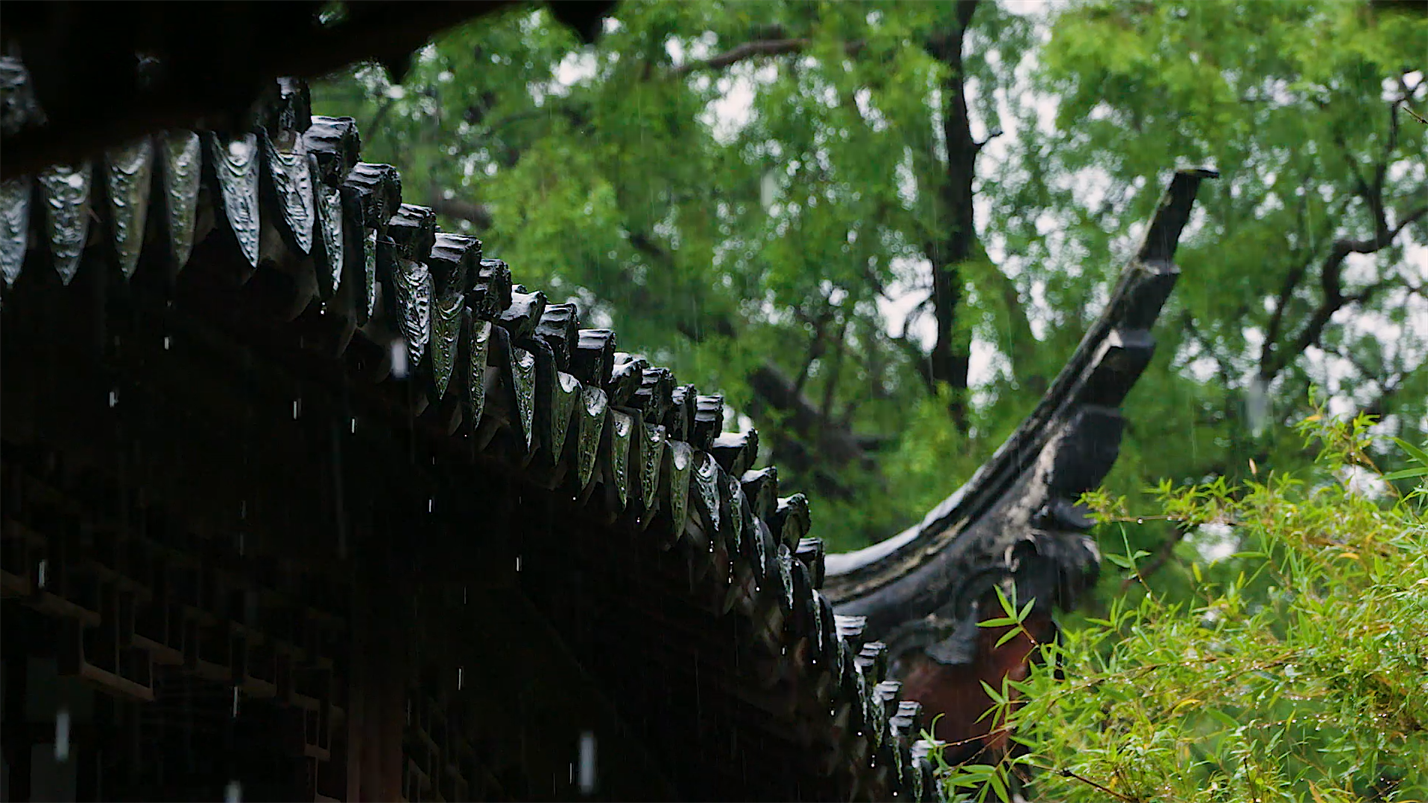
[{"left": 826, "top": 169, "right": 1216, "bottom": 664}]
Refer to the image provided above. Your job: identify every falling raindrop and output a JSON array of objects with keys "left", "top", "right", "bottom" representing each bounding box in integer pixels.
[
  {"left": 458, "top": 667, "right": 464, "bottom": 690},
  {"left": 760, "top": 171, "right": 779, "bottom": 211},
  {"left": 293, "top": 399, "right": 301, "bottom": 419},
  {"left": 1247, "top": 375, "right": 1269, "bottom": 437},
  {"left": 54, "top": 708, "right": 71, "bottom": 761},
  {"left": 225, "top": 780, "right": 242, "bottom": 803},
  {"left": 163, "top": 336, "right": 171, "bottom": 350},
  {"left": 240, "top": 501, "right": 247, "bottom": 519},
  {"left": 428, "top": 498, "right": 434, "bottom": 513},
  {"left": 231, "top": 687, "right": 240, "bottom": 717},
  {"left": 108, "top": 390, "right": 119, "bottom": 408},
  {"left": 350, "top": 418, "right": 357, "bottom": 434},
  {"left": 238, "top": 533, "right": 245, "bottom": 556},
  {"left": 391, "top": 338, "right": 409, "bottom": 379},
  {"left": 463, "top": 586, "right": 468, "bottom": 605},
  {"left": 37, "top": 559, "right": 48, "bottom": 589},
  {"left": 516, "top": 556, "right": 522, "bottom": 572},
  {"left": 578, "top": 732, "right": 597, "bottom": 794}
]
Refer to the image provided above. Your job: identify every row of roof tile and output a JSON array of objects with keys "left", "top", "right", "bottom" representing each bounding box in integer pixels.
[{"left": 0, "top": 62, "right": 948, "bottom": 801}]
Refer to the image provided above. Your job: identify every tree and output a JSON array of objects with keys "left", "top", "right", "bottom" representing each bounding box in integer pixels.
[
  {"left": 936, "top": 415, "right": 1428, "bottom": 802},
  {"left": 313, "top": 0, "right": 1045, "bottom": 542},
  {"left": 1026, "top": 0, "right": 1428, "bottom": 601},
  {"left": 310, "top": 0, "right": 1428, "bottom": 579}
]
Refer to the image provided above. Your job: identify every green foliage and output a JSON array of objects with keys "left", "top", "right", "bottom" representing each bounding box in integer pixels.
[
  {"left": 931, "top": 414, "right": 1428, "bottom": 801},
  {"left": 309, "top": 1, "right": 1043, "bottom": 553},
  {"left": 309, "top": 0, "right": 1428, "bottom": 579},
  {"left": 1030, "top": 0, "right": 1428, "bottom": 611}
]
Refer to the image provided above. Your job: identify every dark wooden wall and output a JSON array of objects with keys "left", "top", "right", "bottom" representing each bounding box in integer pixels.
[{"left": 0, "top": 240, "right": 668, "bottom": 801}]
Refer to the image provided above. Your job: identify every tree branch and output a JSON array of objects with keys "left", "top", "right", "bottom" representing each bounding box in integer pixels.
[
  {"left": 892, "top": 331, "right": 937, "bottom": 393},
  {"left": 820, "top": 317, "right": 851, "bottom": 426},
  {"left": 429, "top": 196, "right": 493, "bottom": 229},
  {"left": 674, "top": 38, "right": 866, "bottom": 75},
  {"left": 794, "top": 305, "right": 835, "bottom": 396},
  {"left": 623, "top": 226, "right": 880, "bottom": 482},
  {"left": 676, "top": 38, "right": 808, "bottom": 74},
  {"left": 1121, "top": 525, "right": 1190, "bottom": 593},
  {"left": 919, "top": 0, "right": 982, "bottom": 429},
  {"left": 1261, "top": 201, "right": 1427, "bottom": 380},
  {"left": 1259, "top": 256, "right": 1310, "bottom": 379},
  {"left": 748, "top": 362, "right": 874, "bottom": 472}
]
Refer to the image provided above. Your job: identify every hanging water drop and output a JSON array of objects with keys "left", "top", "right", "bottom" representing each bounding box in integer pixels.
[{"left": 1137, "top": 518, "right": 1144, "bottom": 524}]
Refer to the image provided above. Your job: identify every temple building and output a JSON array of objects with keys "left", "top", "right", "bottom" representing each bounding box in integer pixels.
[{"left": 0, "top": 5, "right": 1211, "bottom": 799}]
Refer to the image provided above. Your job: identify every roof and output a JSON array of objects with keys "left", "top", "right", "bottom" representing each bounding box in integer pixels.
[
  {"left": 824, "top": 170, "right": 1216, "bottom": 667},
  {"left": 0, "top": 59, "right": 946, "bottom": 801},
  {"left": 0, "top": 1, "right": 617, "bottom": 180}
]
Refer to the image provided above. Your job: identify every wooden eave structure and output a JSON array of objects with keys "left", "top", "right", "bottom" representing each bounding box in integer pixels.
[
  {"left": 0, "top": 58, "right": 944, "bottom": 802},
  {"left": 823, "top": 170, "right": 1215, "bottom": 701},
  {"left": 0, "top": 0, "right": 616, "bottom": 181}
]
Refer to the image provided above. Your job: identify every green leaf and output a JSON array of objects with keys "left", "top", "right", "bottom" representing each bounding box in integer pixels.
[{"left": 1392, "top": 437, "right": 1428, "bottom": 465}]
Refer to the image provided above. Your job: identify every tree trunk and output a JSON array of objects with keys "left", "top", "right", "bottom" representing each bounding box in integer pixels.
[{"left": 922, "top": 0, "right": 982, "bottom": 431}]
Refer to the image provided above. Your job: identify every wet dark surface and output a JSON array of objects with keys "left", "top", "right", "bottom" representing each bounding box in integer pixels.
[{"left": 0, "top": 61, "right": 945, "bottom": 802}]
